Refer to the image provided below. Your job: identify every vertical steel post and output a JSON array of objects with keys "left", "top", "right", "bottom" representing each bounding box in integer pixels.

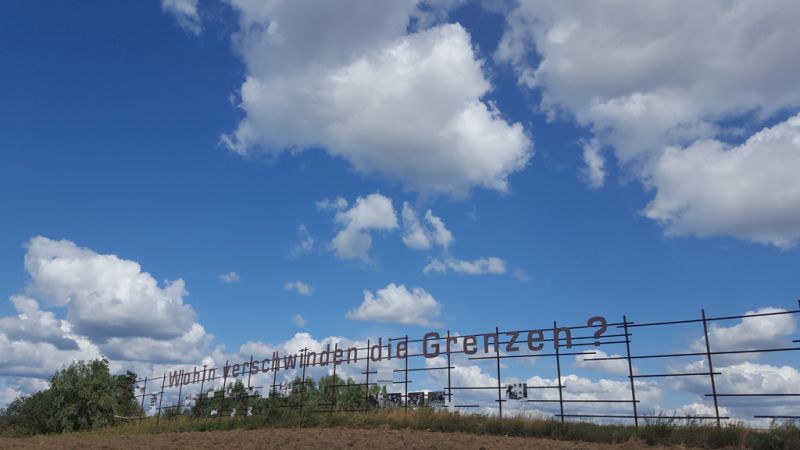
[
  {"left": 139, "top": 376, "right": 147, "bottom": 424},
  {"left": 198, "top": 365, "right": 206, "bottom": 414},
  {"left": 220, "top": 361, "right": 228, "bottom": 415},
  {"left": 176, "top": 377, "right": 183, "bottom": 417},
  {"left": 365, "top": 339, "right": 371, "bottom": 412},
  {"left": 701, "top": 309, "right": 721, "bottom": 427},
  {"left": 272, "top": 357, "right": 279, "bottom": 397},
  {"left": 495, "top": 327, "right": 503, "bottom": 419},
  {"left": 156, "top": 374, "right": 166, "bottom": 425},
  {"left": 404, "top": 335, "right": 409, "bottom": 411},
  {"left": 331, "top": 343, "right": 338, "bottom": 414},
  {"left": 554, "top": 321, "right": 564, "bottom": 424},
  {"left": 245, "top": 356, "right": 254, "bottom": 415},
  {"left": 623, "top": 315, "right": 638, "bottom": 429},
  {"left": 300, "top": 348, "right": 308, "bottom": 407},
  {"left": 446, "top": 330, "right": 452, "bottom": 406}
]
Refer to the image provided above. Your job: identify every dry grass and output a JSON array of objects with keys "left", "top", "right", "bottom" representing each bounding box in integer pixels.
[{"left": 67, "top": 409, "right": 800, "bottom": 449}]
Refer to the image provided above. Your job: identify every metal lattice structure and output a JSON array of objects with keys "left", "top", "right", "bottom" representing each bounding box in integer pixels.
[{"left": 132, "top": 300, "right": 800, "bottom": 427}]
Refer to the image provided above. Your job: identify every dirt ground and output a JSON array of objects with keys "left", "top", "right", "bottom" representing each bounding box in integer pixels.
[{"left": 0, "top": 427, "right": 687, "bottom": 449}]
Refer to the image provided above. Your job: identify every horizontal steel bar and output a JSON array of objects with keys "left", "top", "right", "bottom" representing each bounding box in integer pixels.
[
  {"left": 469, "top": 351, "right": 595, "bottom": 360},
  {"left": 620, "top": 309, "right": 800, "bottom": 329},
  {"left": 454, "top": 405, "right": 480, "bottom": 408},
  {"left": 571, "top": 340, "right": 629, "bottom": 347},
  {"left": 631, "top": 372, "right": 721, "bottom": 378},
  {"left": 705, "top": 393, "right": 800, "bottom": 397},
  {"left": 446, "top": 385, "right": 565, "bottom": 390},
  {"left": 405, "top": 366, "right": 454, "bottom": 372},
  {"left": 445, "top": 387, "right": 498, "bottom": 390},
  {"left": 754, "top": 415, "right": 800, "bottom": 419},
  {"left": 556, "top": 414, "right": 730, "bottom": 420},
  {"left": 525, "top": 399, "right": 639, "bottom": 403},
  {"left": 585, "top": 346, "right": 800, "bottom": 361}
]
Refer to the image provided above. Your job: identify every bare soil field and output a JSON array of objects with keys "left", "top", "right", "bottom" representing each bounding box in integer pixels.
[{"left": 0, "top": 427, "right": 689, "bottom": 449}]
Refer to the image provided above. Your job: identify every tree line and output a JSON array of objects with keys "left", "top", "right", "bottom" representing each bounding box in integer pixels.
[{"left": 0, "top": 358, "right": 385, "bottom": 435}]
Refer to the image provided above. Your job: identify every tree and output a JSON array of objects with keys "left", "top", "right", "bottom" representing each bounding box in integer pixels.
[{"left": 0, "top": 358, "right": 142, "bottom": 435}]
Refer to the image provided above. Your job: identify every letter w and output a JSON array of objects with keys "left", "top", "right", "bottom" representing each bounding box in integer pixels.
[
  {"left": 283, "top": 354, "right": 297, "bottom": 369},
  {"left": 169, "top": 370, "right": 182, "bottom": 387}
]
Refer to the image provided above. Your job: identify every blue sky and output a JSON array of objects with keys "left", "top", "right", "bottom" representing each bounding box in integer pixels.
[{"left": 1, "top": 1, "right": 799, "bottom": 420}]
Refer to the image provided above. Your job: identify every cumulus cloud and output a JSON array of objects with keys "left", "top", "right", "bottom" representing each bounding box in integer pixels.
[
  {"left": 0, "top": 236, "right": 212, "bottom": 386},
  {"left": 0, "top": 296, "right": 78, "bottom": 351},
  {"left": 284, "top": 280, "right": 313, "bottom": 296},
  {"left": 496, "top": 0, "right": 800, "bottom": 246},
  {"left": 161, "top": 0, "right": 202, "bottom": 35},
  {"left": 24, "top": 236, "right": 197, "bottom": 340},
  {"left": 645, "top": 115, "right": 800, "bottom": 248},
  {"left": 222, "top": 1, "right": 531, "bottom": 196},
  {"left": 330, "top": 193, "right": 398, "bottom": 261},
  {"left": 689, "top": 307, "right": 796, "bottom": 366},
  {"left": 346, "top": 283, "right": 441, "bottom": 326},
  {"left": 424, "top": 257, "right": 506, "bottom": 275},
  {"left": 401, "top": 202, "right": 454, "bottom": 250},
  {"left": 218, "top": 271, "right": 240, "bottom": 283}
]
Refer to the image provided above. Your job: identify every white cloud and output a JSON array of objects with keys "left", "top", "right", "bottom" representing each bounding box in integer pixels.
[
  {"left": 289, "top": 223, "right": 314, "bottom": 258},
  {"left": 292, "top": 314, "right": 307, "bottom": 328},
  {"left": 0, "top": 387, "right": 20, "bottom": 406},
  {"left": 424, "top": 210, "right": 454, "bottom": 248},
  {"left": 346, "top": 283, "right": 441, "bottom": 326},
  {"left": 218, "top": 271, "right": 240, "bottom": 283},
  {"left": 424, "top": 257, "right": 507, "bottom": 275},
  {"left": 645, "top": 115, "right": 800, "bottom": 248},
  {"left": 0, "top": 236, "right": 213, "bottom": 385},
  {"left": 100, "top": 323, "right": 211, "bottom": 364},
  {"left": 401, "top": 202, "right": 454, "bottom": 250},
  {"left": 497, "top": 1, "right": 800, "bottom": 164},
  {"left": 161, "top": 0, "right": 202, "bottom": 35},
  {"left": 330, "top": 193, "right": 398, "bottom": 261},
  {"left": 24, "top": 236, "right": 197, "bottom": 340},
  {"left": 401, "top": 203, "right": 431, "bottom": 250},
  {"left": 0, "top": 296, "right": 78, "bottom": 351},
  {"left": 691, "top": 307, "right": 796, "bottom": 366},
  {"left": 422, "top": 258, "right": 447, "bottom": 274},
  {"left": 673, "top": 360, "right": 800, "bottom": 420},
  {"left": 284, "top": 280, "right": 313, "bottom": 296},
  {"left": 574, "top": 350, "right": 632, "bottom": 377},
  {"left": 496, "top": 1, "right": 800, "bottom": 246},
  {"left": 581, "top": 139, "right": 606, "bottom": 189},
  {"left": 222, "top": 1, "right": 532, "bottom": 196}
]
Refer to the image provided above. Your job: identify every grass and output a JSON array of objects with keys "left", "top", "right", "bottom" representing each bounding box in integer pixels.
[{"left": 6, "top": 409, "right": 800, "bottom": 449}]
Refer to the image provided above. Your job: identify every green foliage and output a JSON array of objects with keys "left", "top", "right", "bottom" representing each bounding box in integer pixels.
[
  {"left": 0, "top": 358, "right": 142, "bottom": 435},
  {"left": 746, "top": 420, "right": 800, "bottom": 450},
  {"left": 0, "top": 390, "right": 54, "bottom": 435}
]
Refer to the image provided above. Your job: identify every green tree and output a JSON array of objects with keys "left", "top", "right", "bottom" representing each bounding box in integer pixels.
[
  {"left": 49, "top": 358, "right": 124, "bottom": 431},
  {"left": 0, "top": 358, "right": 142, "bottom": 435}
]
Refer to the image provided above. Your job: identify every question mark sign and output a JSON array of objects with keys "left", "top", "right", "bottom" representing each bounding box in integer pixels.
[{"left": 587, "top": 316, "right": 608, "bottom": 346}]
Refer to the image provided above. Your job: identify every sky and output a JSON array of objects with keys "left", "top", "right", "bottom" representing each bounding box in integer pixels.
[{"left": 1, "top": 0, "right": 799, "bottom": 422}]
